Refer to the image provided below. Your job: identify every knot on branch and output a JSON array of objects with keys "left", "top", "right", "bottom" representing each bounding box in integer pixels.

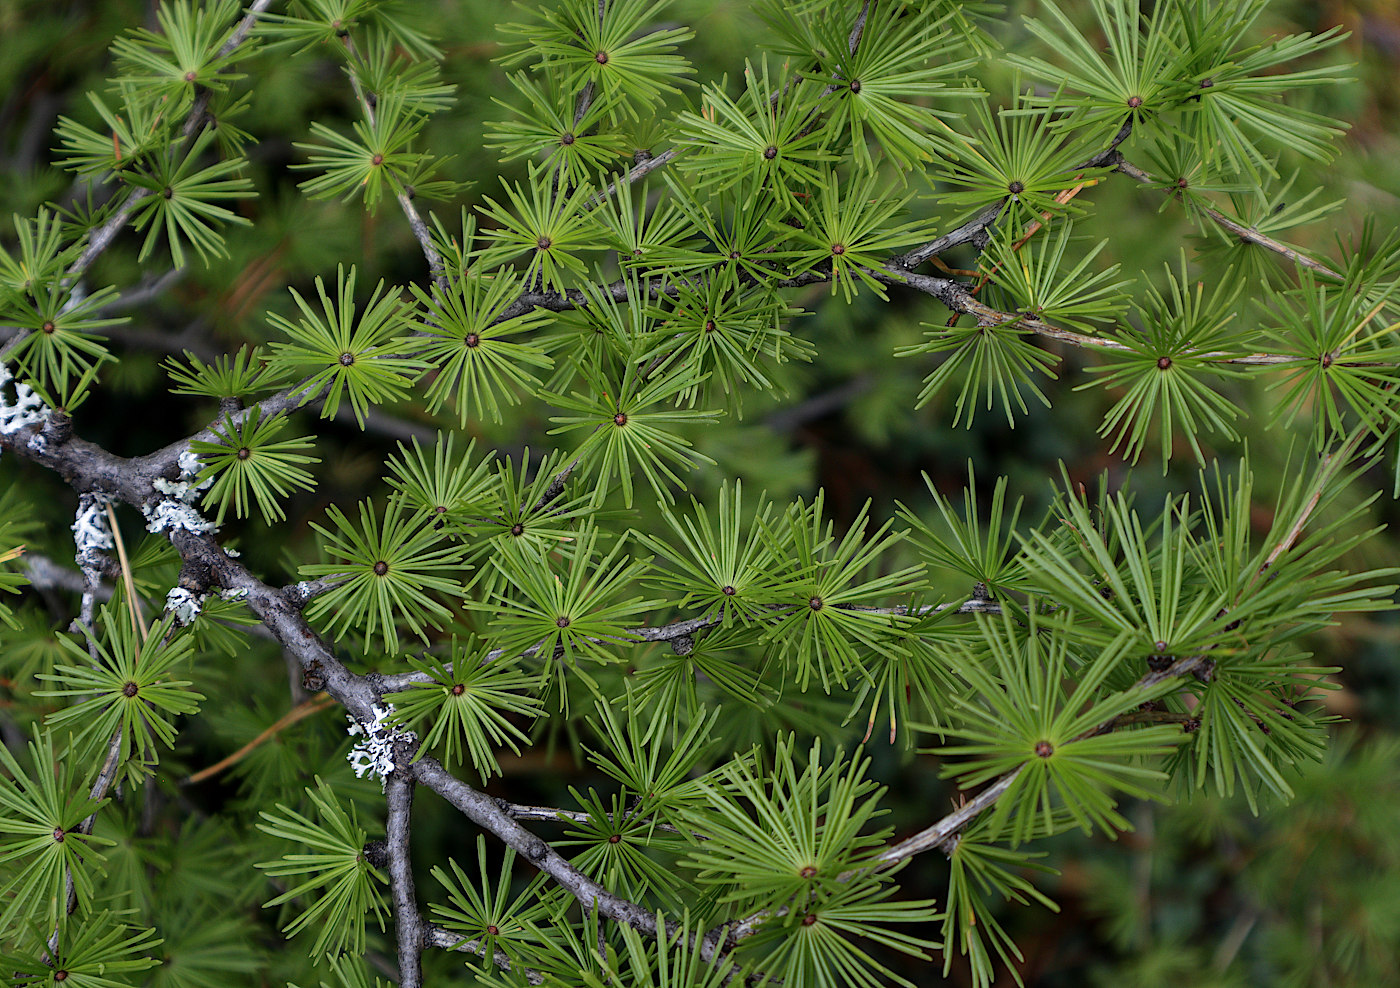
[
  {"left": 363, "top": 838, "right": 389, "bottom": 869},
  {"left": 303, "top": 659, "right": 326, "bottom": 693},
  {"left": 177, "top": 557, "right": 214, "bottom": 596},
  {"left": 40, "top": 408, "right": 71, "bottom": 447}
]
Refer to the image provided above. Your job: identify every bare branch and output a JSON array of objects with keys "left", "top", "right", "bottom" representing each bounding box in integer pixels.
[
  {"left": 878, "top": 770, "right": 1024, "bottom": 862},
  {"left": 385, "top": 771, "right": 425, "bottom": 988},
  {"left": 590, "top": 148, "right": 682, "bottom": 207},
  {"left": 1114, "top": 155, "right": 1344, "bottom": 281},
  {"left": 848, "top": 1, "right": 872, "bottom": 54},
  {"left": 375, "top": 597, "right": 1001, "bottom": 693},
  {"left": 425, "top": 926, "right": 545, "bottom": 984},
  {"left": 47, "top": 727, "right": 125, "bottom": 956},
  {"left": 339, "top": 35, "right": 446, "bottom": 286},
  {"left": 22, "top": 553, "right": 112, "bottom": 599},
  {"left": 411, "top": 758, "right": 667, "bottom": 934},
  {"left": 894, "top": 202, "right": 1004, "bottom": 270}
]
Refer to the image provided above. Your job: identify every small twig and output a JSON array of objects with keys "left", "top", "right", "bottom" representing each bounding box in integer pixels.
[
  {"left": 101, "top": 268, "right": 187, "bottom": 314},
  {"left": 1114, "top": 155, "right": 1343, "bottom": 281},
  {"left": 47, "top": 727, "right": 124, "bottom": 956},
  {"left": 412, "top": 757, "right": 750, "bottom": 975},
  {"left": 426, "top": 926, "right": 545, "bottom": 985},
  {"left": 21, "top": 554, "right": 113, "bottom": 599},
  {"left": 1212, "top": 906, "right": 1260, "bottom": 971},
  {"left": 499, "top": 799, "right": 699, "bottom": 837},
  {"left": 530, "top": 455, "right": 582, "bottom": 513},
  {"left": 590, "top": 148, "right": 682, "bottom": 207},
  {"left": 895, "top": 202, "right": 1004, "bottom": 270},
  {"left": 58, "top": 0, "right": 275, "bottom": 288},
  {"left": 183, "top": 693, "right": 337, "bottom": 785},
  {"left": 1082, "top": 115, "right": 1136, "bottom": 169},
  {"left": 848, "top": 0, "right": 872, "bottom": 55},
  {"left": 877, "top": 769, "right": 1024, "bottom": 863},
  {"left": 340, "top": 34, "right": 446, "bottom": 286},
  {"left": 103, "top": 503, "right": 146, "bottom": 639},
  {"left": 1252, "top": 420, "right": 1376, "bottom": 579},
  {"left": 571, "top": 0, "right": 606, "bottom": 128},
  {"left": 78, "top": 729, "right": 125, "bottom": 841},
  {"left": 1008, "top": 178, "right": 1101, "bottom": 253}
]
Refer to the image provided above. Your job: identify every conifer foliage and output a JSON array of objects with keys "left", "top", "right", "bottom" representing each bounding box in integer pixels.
[{"left": 0, "top": 1, "right": 1394, "bottom": 985}]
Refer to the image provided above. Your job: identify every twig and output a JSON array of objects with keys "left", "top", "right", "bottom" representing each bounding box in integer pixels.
[
  {"left": 847, "top": 0, "right": 872, "bottom": 55},
  {"left": 1113, "top": 156, "right": 1344, "bottom": 281},
  {"left": 426, "top": 926, "right": 545, "bottom": 984},
  {"left": 21, "top": 554, "right": 113, "bottom": 599},
  {"left": 183, "top": 693, "right": 337, "bottom": 785},
  {"left": 412, "top": 757, "right": 668, "bottom": 935},
  {"left": 385, "top": 771, "right": 425, "bottom": 988},
  {"left": 499, "top": 800, "right": 697, "bottom": 837},
  {"left": 339, "top": 35, "right": 446, "bottom": 286},
  {"left": 876, "top": 769, "right": 1023, "bottom": 863},
  {"left": 572, "top": 1, "right": 607, "bottom": 128},
  {"left": 530, "top": 455, "right": 581, "bottom": 513},
  {"left": 47, "top": 726, "right": 124, "bottom": 957},
  {"left": 62, "top": 0, "right": 276, "bottom": 286},
  {"left": 894, "top": 202, "right": 1004, "bottom": 270},
  {"left": 412, "top": 757, "right": 747, "bottom": 975},
  {"left": 374, "top": 597, "right": 1002, "bottom": 693},
  {"left": 1253, "top": 420, "right": 1375, "bottom": 579},
  {"left": 102, "top": 268, "right": 187, "bottom": 314},
  {"left": 104, "top": 503, "right": 146, "bottom": 638},
  {"left": 1082, "top": 115, "right": 1136, "bottom": 169},
  {"left": 590, "top": 148, "right": 682, "bottom": 207}
]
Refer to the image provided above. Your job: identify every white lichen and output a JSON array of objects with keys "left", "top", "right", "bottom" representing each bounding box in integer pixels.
[
  {"left": 165, "top": 587, "right": 202, "bottom": 626},
  {"left": 0, "top": 365, "right": 50, "bottom": 437},
  {"left": 71, "top": 495, "right": 114, "bottom": 555},
  {"left": 145, "top": 447, "right": 218, "bottom": 535},
  {"left": 144, "top": 498, "right": 218, "bottom": 535},
  {"left": 152, "top": 473, "right": 213, "bottom": 503},
  {"left": 177, "top": 447, "right": 202, "bottom": 480},
  {"left": 346, "top": 703, "right": 416, "bottom": 786}
]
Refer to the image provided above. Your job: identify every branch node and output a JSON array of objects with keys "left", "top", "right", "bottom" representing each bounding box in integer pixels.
[{"left": 363, "top": 838, "right": 389, "bottom": 869}]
